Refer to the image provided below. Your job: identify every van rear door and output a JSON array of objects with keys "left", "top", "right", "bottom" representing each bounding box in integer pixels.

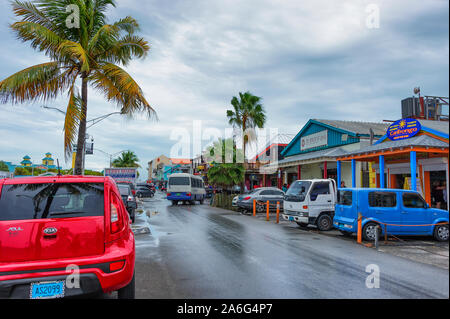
[{"left": 0, "top": 182, "right": 105, "bottom": 263}]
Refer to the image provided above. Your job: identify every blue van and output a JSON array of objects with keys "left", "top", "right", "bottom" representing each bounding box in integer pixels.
[{"left": 333, "top": 188, "right": 449, "bottom": 242}]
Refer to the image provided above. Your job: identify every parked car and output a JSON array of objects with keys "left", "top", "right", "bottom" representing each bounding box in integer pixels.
[
  {"left": 135, "top": 186, "right": 154, "bottom": 199},
  {"left": 333, "top": 188, "right": 449, "bottom": 242},
  {"left": 237, "top": 187, "right": 285, "bottom": 213},
  {"left": 282, "top": 179, "right": 337, "bottom": 231},
  {"left": 0, "top": 175, "right": 135, "bottom": 299},
  {"left": 117, "top": 181, "right": 136, "bottom": 196},
  {"left": 118, "top": 184, "right": 137, "bottom": 223},
  {"left": 136, "top": 183, "right": 155, "bottom": 197}
]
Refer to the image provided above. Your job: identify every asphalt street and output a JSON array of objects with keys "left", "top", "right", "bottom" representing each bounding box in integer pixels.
[{"left": 131, "top": 191, "right": 449, "bottom": 299}]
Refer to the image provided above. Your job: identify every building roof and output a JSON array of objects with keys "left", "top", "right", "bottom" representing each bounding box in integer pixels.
[
  {"left": 418, "top": 120, "right": 449, "bottom": 135},
  {"left": 170, "top": 158, "right": 191, "bottom": 165},
  {"left": 313, "top": 119, "right": 389, "bottom": 136},
  {"left": 340, "top": 134, "right": 448, "bottom": 157},
  {"left": 267, "top": 146, "right": 347, "bottom": 167},
  {"left": 23, "top": 155, "right": 31, "bottom": 160}
]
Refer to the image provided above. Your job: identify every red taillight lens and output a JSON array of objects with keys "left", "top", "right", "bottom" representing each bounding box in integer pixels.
[
  {"left": 244, "top": 196, "right": 251, "bottom": 201},
  {"left": 303, "top": 205, "right": 308, "bottom": 209},
  {"left": 109, "top": 260, "right": 125, "bottom": 272},
  {"left": 167, "top": 193, "right": 171, "bottom": 196},
  {"left": 132, "top": 190, "right": 136, "bottom": 195},
  {"left": 187, "top": 193, "right": 191, "bottom": 197},
  {"left": 127, "top": 195, "right": 133, "bottom": 201},
  {"left": 110, "top": 203, "right": 123, "bottom": 234}
]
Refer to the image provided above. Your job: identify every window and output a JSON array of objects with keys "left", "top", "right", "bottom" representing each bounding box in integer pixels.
[
  {"left": 368, "top": 192, "right": 397, "bottom": 208},
  {"left": 118, "top": 185, "right": 130, "bottom": 196},
  {"left": 169, "top": 177, "right": 190, "bottom": 186},
  {"left": 338, "top": 190, "right": 352, "bottom": 206},
  {"left": 310, "top": 182, "right": 330, "bottom": 201},
  {"left": 403, "top": 193, "right": 427, "bottom": 209},
  {"left": 0, "top": 183, "right": 105, "bottom": 221},
  {"left": 259, "top": 190, "right": 271, "bottom": 196}
]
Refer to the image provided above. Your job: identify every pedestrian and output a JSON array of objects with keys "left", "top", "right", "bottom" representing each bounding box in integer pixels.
[
  {"left": 340, "top": 181, "right": 346, "bottom": 188},
  {"left": 282, "top": 184, "right": 288, "bottom": 192}
]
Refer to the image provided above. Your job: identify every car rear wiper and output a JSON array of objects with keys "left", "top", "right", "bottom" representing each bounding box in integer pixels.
[{"left": 49, "top": 211, "right": 87, "bottom": 217}]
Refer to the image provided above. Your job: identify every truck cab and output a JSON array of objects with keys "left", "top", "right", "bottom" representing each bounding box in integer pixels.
[{"left": 282, "top": 179, "right": 337, "bottom": 231}]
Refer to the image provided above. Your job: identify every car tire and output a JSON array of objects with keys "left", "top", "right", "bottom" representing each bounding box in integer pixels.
[
  {"left": 256, "top": 203, "right": 265, "bottom": 213},
  {"left": 362, "top": 222, "right": 381, "bottom": 241},
  {"left": 316, "top": 214, "right": 333, "bottom": 231},
  {"left": 131, "top": 211, "right": 135, "bottom": 223},
  {"left": 118, "top": 272, "right": 135, "bottom": 299},
  {"left": 433, "top": 224, "right": 449, "bottom": 242},
  {"left": 296, "top": 222, "right": 309, "bottom": 228},
  {"left": 172, "top": 200, "right": 178, "bottom": 205}
]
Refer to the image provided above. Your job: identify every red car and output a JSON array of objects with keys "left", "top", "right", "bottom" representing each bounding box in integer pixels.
[{"left": 0, "top": 175, "right": 135, "bottom": 299}]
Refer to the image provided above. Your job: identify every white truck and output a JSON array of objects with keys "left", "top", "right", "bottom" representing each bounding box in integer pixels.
[{"left": 282, "top": 179, "right": 337, "bottom": 231}]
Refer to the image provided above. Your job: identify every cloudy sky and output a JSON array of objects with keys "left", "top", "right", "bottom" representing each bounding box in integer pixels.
[{"left": 0, "top": 0, "right": 448, "bottom": 179}]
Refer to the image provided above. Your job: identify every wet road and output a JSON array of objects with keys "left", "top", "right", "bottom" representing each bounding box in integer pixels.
[{"left": 132, "top": 192, "right": 449, "bottom": 299}]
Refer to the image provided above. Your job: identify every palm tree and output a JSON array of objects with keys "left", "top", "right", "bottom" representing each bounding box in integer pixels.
[
  {"left": 226, "top": 91, "right": 266, "bottom": 192},
  {"left": 0, "top": 0, "right": 156, "bottom": 175},
  {"left": 207, "top": 163, "right": 244, "bottom": 190},
  {"left": 112, "top": 151, "right": 140, "bottom": 168}
]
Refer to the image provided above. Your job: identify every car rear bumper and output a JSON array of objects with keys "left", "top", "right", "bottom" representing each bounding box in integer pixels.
[
  {"left": 0, "top": 236, "right": 135, "bottom": 299},
  {"left": 333, "top": 216, "right": 357, "bottom": 232}
]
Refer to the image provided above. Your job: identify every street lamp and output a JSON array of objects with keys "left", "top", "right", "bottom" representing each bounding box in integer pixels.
[{"left": 94, "top": 148, "right": 128, "bottom": 168}]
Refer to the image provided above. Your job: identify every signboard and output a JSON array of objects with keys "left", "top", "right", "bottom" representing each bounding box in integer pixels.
[
  {"left": 0, "top": 171, "right": 11, "bottom": 179},
  {"left": 301, "top": 130, "right": 328, "bottom": 151},
  {"left": 104, "top": 168, "right": 137, "bottom": 182},
  {"left": 387, "top": 119, "right": 421, "bottom": 141}
]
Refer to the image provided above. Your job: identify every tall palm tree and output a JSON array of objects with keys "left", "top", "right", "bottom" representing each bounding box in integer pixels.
[
  {"left": 226, "top": 91, "right": 266, "bottom": 192},
  {"left": 112, "top": 150, "right": 140, "bottom": 168},
  {"left": 0, "top": 0, "right": 156, "bottom": 175}
]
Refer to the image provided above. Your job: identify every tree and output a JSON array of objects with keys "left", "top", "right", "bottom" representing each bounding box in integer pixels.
[
  {"left": 226, "top": 91, "right": 266, "bottom": 192},
  {"left": 14, "top": 167, "right": 31, "bottom": 176},
  {"left": 207, "top": 163, "right": 244, "bottom": 190},
  {"left": 112, "top": 151, "right": 140, "bottom": 168},
  {"left": 0, "top": 0, "right": 156, "bottom": 175},
  {"left": 0, "top": 161, "right": 9, "bottom": 172}
]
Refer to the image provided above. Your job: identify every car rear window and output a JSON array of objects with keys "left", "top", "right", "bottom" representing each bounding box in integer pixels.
[
  {"left": 169, "top": 177, "right": 190, "bottom": 186},
  {"left": 337, "top": 190, "right": 352, "bottom": 206},
  {"left": 118, "top": 185, "right": 130, "bottom": 195},
  {"left": 368, "top": 191, "right": 397, "bottom": 208},
  {"left": 0, "top": 182, "right": 105, "bottom": 221}
]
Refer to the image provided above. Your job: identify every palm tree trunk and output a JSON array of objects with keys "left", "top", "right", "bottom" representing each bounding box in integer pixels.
[{"left": 74, "top": 75, "right": 88, "bottom": 175}]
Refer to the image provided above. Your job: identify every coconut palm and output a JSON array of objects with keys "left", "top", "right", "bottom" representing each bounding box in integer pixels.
[
  {"left": 226, "top": 91, "right": 266, "bottom": 192},
  {"left": 207, "top": 163, "right": 244, "bottom": 190},
  {"left": 0, "top": 0, "right": 156, "bottom": 175},
  {"left": 112, "top": 150, "right": 140, "bottom": 168}
]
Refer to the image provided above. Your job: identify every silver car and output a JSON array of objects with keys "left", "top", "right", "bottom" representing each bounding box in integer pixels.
[{"left": 237, "top": 187, "right": 285, "bottom": 213}]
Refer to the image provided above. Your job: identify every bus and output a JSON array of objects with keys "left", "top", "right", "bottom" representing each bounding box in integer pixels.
[{"left": 167, "top": 173, "right": 206, "bottom": 205}]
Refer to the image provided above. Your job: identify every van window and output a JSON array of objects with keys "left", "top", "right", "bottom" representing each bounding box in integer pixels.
[
  {"left": 338, "top": 190, "right": 352, "bottom": 206},
  {"left": 169, "top": 177, "right": 190, "bottom": 186},
  {"left": 0, "top": 182, "right": 105, "bottom": 221},
  {"left": 403, "top": 193, "right": 427, "bottom": 208},
  {"left": 310, "top": 182, "right": 330, "bottom": 201},
  {"left": 368, "top": 192, "right": 397, "bottom": 207}
]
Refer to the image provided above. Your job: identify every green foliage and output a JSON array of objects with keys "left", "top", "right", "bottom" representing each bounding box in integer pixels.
[
  {"left": 207, "top": 163, "right": 244, "bottom": 190},
  {"left": 0, "top": 161, "right": 9, "bottom": 172},
  {"left": 83, "top": 169, "right": 103, "bottom": 176},
  {"left": 14, "top": 167, "right": 31, "bottom": 176},
  {"left": 205, "top": 138, "right": 243, "bottom": 165},
  {"left": 112, "top": 151, "right": 140, "bottom": 168}
]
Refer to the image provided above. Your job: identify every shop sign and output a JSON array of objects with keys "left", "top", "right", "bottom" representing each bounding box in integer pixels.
[
  {"left": 301, "top": 130, "right": 328, "bottom": 151},
  {"left": 387, "top": 119, "right": 421, "bottom": 141}
]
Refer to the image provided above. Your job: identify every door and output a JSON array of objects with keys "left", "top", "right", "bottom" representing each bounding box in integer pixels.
[
  {"left": 367, "top": 191, "right": 401, "bottom": 233},
  {"left": 400, "top": 192, "right": 430, "bottom": 234},
  {"left": 308, "top": 182, "right": 334, "bottom": 218}
]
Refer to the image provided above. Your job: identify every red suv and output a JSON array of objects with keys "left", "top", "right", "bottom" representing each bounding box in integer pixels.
[{"left": 0, "top": 175, "right": 135, "bottom": 299}]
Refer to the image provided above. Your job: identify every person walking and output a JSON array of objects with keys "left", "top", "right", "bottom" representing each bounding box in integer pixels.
[{"left": 282, "top": 184, "right": 288, "bottom": 193}]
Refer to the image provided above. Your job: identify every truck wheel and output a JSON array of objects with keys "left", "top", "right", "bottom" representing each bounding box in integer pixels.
[
  {"left": 118, "top": 272, "right": 135, "bottom": 299},
  {"left": 434, "top": 224, "right": 449, "bottom": 242},
  {"left": 362, "top": 222, "right": 381, "bottom": 241},
  {"left": 171, "top": 200, "right": 178, "bottom": 205},
  {"left": 296, "top": 222, "right": 309, "bottom": 228},
  {"left": 317, "top": 214, "right": 333, "bottom": 231}
]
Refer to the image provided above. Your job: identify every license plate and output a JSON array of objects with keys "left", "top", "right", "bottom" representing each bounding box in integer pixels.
[
  {"left": 30, "top": 281, "right": 65, "bottom": 299},
  {"left": 289, "top": 216, "right": 294, "bottom": 221},
  {"left": 176, "top": 193, "right": 180, "bottom": 196}
]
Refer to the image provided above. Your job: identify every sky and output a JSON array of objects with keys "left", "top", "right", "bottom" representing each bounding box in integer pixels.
[{"left": 0, "top": 0, "right": 448, "bottom": 180}]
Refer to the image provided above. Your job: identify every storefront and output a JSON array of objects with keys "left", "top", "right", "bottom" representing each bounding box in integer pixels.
[
  {"left": 262, "top": 119, "right": 388, "bottom": 188},
  {"left": 337, "top": 119, "right": 449, "bottom": 209}
]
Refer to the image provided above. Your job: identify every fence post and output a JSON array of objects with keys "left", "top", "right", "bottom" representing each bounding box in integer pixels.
[
  {"left": 357, "top": 212, "right": 362, "bottom": 244},
  {"left": 266, "top": 201, "right": 270, "bottom": 221},
  {"left": 384, "top": 224, "right": 387, "bottom": 243},
  {"left": 253, "top": 200, "right": 256, "bottom": 217},
  {"left": 276, "top": 202, "right": 280, "bottom": 224},
  {"left": 375, "top": 225, "right": 379, "bottom": 250}
]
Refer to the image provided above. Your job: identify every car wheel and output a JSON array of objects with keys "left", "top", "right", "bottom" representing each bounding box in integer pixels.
[
  {"left": 172, "top": 200, "right": 178, "bottom": 205},
  {"left": 316, "top": 214, "right": 333, "bottom": 231},
  {"left": 118, "top": 272, "right": 135, "bottom": 299},
  {"left": 296, "top": 222, "right": 309, "bottom": 228},
  {"left": 256, "top": 203, "right": 265, "bottom": 213},
  {"left": 362, "top": 222, "right": 381, "bottom": 241},
  {"left": 434, "top": 224, "right": 449, "bottom": 242}
]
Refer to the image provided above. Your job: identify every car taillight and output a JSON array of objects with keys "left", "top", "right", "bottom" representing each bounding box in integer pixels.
[
  {"left": 303, "top": 205, "right": 308, "bottom": 209},
  {"left": 187, "top": 193, "right": 191, "bottom": 197},
  {"left": 109, "top": 260, "right": 125, "bottom": 273},
  {"left": 127, "top": 195, "right": 133, "bottom": 201},
  {"left": 132, "top": 190, "right": 136, "bottom": 195},
  {"left": 167, "top": 193, "right": 171, "bottom": 196},
  {"left": 243, "top": 196, "right": 251, "bottom": 201},
  {"left": 110, "top": 203, "right": 123, "bottom": 234}
]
